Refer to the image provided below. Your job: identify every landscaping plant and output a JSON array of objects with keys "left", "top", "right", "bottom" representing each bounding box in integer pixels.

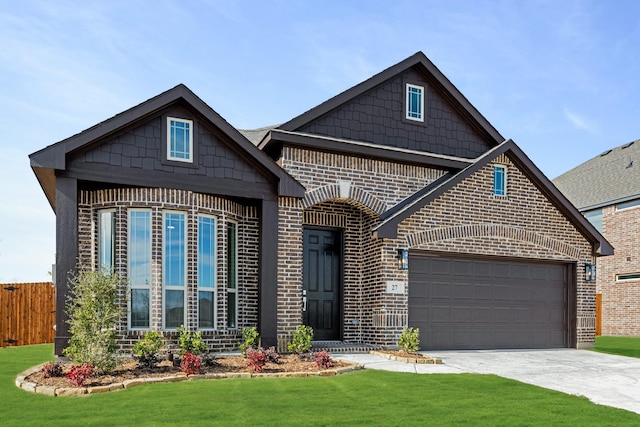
[
  {"left": 287, "top": 325, "right": 313, "bottom": 355},
  {"left": 180, "top": 352, "right": 203, "bottom": 376},
  {"left": 41, "top": 361, "right": 64, "bottom": 378},
  {"left": 264, "top": 346, "right": 280, "bottom": 364},
  {"left": 314, "top": 350, "right": 333, "bottom": 368},
  {"left": 133, "top": 330, "right": 164, "bottom": 369},
  {"left": 177, "top": 325, "right": 207, "bottom": 356},
  {"left": 63, "top": 267, "right": 124, "bottom": 374},
  {"left": 65, "top": 363, "right": 94, "bottom": 387},
  {"left": 238, "top": 326, "right": 260, "bottom": 355},
  {"left": 246, "top": 347, "right": 268, "bottom": 373},
  {"left": 398, "top": 327, "right": 420, "bottom": 354}
]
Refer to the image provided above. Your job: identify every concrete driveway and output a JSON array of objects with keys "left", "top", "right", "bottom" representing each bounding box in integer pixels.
[{"left": 337, "top": 349, "right": 640, "bottom": 415}]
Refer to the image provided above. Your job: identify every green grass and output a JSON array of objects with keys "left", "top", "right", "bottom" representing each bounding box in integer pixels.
[
  {"left": 2, "top": 345, "right": 640, "bottom": 426},
  {"left": 595, "top": 335, "right": 640, "bottom": 358}
]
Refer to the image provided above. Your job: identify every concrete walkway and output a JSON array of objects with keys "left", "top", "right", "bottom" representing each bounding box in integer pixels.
[{"left": 335, "top": 349, "right": 640, "bottom": 415}]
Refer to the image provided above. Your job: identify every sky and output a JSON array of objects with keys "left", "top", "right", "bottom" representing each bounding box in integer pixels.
[{"left": 1, "top": 0, "right": 639, "bottom": 282}]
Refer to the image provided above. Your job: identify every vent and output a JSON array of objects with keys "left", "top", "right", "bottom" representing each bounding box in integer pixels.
[
  {"left": 600, "top": 149, "right": 612, "bottom": 157},
  {"left": 622, "top": 141, "right": 636, "bottom": 149}
]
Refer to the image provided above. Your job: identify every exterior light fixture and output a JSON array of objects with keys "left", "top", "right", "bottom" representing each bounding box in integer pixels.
[
  {"left": 397, "top": 249, "right": 409, "bottom": 270},
  {"left": 585, "top": 263, "right": 596, "bottom": 282}
]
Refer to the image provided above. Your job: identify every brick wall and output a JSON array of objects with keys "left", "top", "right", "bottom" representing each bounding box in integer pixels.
[
  {"left": 278, "top": 148, "right": 597, "bottom": 348},
  {"left": 77, "top": 188, "right": 259, "bottom": 353},
  {"left": 596, "top": 204, "right": 640, "bottom": 335}
]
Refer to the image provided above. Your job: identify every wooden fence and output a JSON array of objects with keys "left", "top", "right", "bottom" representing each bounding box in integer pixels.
[{"left": 0, "top": 282, "right": 55, "bottom": 347}]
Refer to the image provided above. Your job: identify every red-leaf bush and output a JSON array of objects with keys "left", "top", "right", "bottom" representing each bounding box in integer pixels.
[
  {"left": 65, "top": 364, "right": 94, "bottom": 387},
  {"left": 41, "top": 361, "right": 64, "bottom": 378},
  {"left": 314, "top": 351, "right": 333, "bottom": 368},
  {"left": 246, "top": 347, "right": 268, "bottom": 373},
  {"left": 180, "top": 352, "right": 203, "bottom": 376}
]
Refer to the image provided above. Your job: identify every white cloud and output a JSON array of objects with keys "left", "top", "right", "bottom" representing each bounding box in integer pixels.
[{"left": 563, "top": 107, "right": 595, "bottom": 132}]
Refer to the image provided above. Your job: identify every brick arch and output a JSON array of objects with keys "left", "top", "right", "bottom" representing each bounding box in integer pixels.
[
  {"left": 407, "top": 223, "right": 583, "bottom": 260},
  {"left": 302, "top": 183, "right": 387, "bottom": 215}
]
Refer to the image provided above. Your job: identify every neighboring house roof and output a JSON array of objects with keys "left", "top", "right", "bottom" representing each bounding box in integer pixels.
[
  {"left": 276, "top": 51, "right": 504, "bottom": 145},
  {"left": 30, "top": 84, "right": 304, "bottom": 210},
  {"left": 374, "top": 139, "right": 614, "bottom": 256},
  {"left": 553, "top": 139, "right": 640, "bottom": 210}
]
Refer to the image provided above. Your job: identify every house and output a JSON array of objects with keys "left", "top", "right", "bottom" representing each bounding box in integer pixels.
[
  {"left": 554, "top": 140, "right": 640, "bottom": 336},
  {"left": 30, "top": 52, "right": 612, "bottom": 356}
]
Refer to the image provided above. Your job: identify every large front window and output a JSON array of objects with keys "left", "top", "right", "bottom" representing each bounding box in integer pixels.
[
  {"left": 226, "top": 221, "right": 238, "bottom": 329},
  {"left": 198, "top": 215, "right": 216, "bottom": 330},
  {"left": 129, "top": 210, "right": 151, "bottom": 329},
  {"left": 164, "top": 211, "right": 186, "bottom": 329},
  {"left": 98, "top": 209, "right": 115, "bottom": 271}
]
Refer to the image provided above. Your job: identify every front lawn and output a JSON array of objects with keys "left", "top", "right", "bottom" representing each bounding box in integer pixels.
[
  {"left": 2, "top": 344, "right": 640, "bottom": 426},
  {"left": 595, "top": 336, "right": 640, "bottom": 358}
]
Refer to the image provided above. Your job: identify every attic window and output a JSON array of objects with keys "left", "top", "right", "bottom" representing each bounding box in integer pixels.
[
  {"left": 493, "top": 165, "right": 506, "bottom": 196},
  {"left": 167, "top": 117, "right": 193, "bottom": 163},
  {"left": 405, "top": 84, "right": 424, "bottom": 122}
]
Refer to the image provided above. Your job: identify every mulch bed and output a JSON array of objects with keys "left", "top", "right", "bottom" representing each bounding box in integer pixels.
[{"left": 26, "top": 354, "right": 353, "bottom": 389}]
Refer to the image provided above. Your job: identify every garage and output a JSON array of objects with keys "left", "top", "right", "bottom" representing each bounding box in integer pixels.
[{"left": 408, "top": 252, "right": 572, "bottom": 350}]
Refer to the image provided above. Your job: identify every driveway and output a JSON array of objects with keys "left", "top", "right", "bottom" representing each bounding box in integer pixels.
[{"left": 337, "top": 349, "right": 640, "bottom": 415}]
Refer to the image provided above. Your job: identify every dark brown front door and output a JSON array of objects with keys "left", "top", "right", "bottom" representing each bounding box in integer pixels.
[{"left": 303, "top": 228, "right": 341, "bottom": 340}]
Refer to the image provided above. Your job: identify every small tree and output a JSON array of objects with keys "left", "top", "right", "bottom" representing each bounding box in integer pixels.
[{"left": 63, "top": 267, "right": 124, "bottom": 374}]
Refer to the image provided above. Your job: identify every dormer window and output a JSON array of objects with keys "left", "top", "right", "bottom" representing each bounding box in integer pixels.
[
  {"left": 167, "top": 117, "right": 193, "bottom": 162},
  {"left": 405, "top": 83, "right": 424, "bottom": 122}
]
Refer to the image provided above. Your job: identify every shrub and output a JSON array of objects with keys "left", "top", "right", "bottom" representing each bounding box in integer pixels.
[
  {"left": 180, "top": 352, "right": 203, "bottom": 376},
  {"left": 177, "top": 325, "right": 207, "bottom": 356},
  {"left": 264, "top": 346, "right": 280, "bottom": 364},
  {"left": 65, "top": 364, "right": 94, "bottom": 387},
  {"left": 201, "top": 353, "right": 218, "bottom": 368},
  {"left": 288, "top": 325, "right": 313, "bottom": 355},
  {"left": 314, "top": 350, "right": 333, "bottom": 368},
  {"left": 246, "top": 347, "right": 268, "bottom": 373},
  {"left": 41, "top": 361, "right": 64, "bottom": 378},
  {"left": 238, "top": 326, "right": 260, "bottom": 355},
  {"left": 398, "top": 327, "right": 420, "bottom": 354},
  {"left": 133, "top": 331, "right": 164, "bottom": 369},
  {"left": 63, "top": 267, "right": 124, "bottom": 374}
]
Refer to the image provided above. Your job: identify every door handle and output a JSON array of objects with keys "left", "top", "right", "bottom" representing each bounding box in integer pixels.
[{"left": 302, "top": 296, "right": 307, "bottom": 312}]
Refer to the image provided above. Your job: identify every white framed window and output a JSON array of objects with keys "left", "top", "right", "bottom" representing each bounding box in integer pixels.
[
  {"left": 584, "top": 209, "right": 603, "bottom": 233},
  {"left": 226, "top": 221, "right": 238, "bottom": 329},
  {"left": 616, "top": 199, "right": 640, "bottom": 211},
  {"left": 167, "top": 117, "right": 193, "bottom": 162},
  {"left": 405, "top": 83, "right": 424, "bottom": 122},
  {"left": 163, "top": 211, "right": 187, "bottom": 330},
  {"left": 98, "top": 209, "right": 115, "bottom": 271},
  {"left": 616, "top": 273, "right": 640, "bottom": 282},
  {"left": 198, "top": 215, "right": 216, "bottom": 330},
  {"left": 128, "top": 209, "right": 152, "bottom": 330},
  {"left": 493, "top": 165, "right": 506, "bottom": 196}
]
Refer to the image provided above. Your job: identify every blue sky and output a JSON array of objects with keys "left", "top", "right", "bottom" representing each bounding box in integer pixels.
[{"left": 1, "top": 0, "right": 639, "bottom": 282}]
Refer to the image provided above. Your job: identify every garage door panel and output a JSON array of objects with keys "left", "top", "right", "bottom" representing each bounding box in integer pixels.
[{"left": 409, "top": 254, "right": 569, "bottom": 350}]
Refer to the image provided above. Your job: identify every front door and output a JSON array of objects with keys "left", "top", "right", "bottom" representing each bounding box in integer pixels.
[{"left": 303, "top": 228, "right": 342, "bottom": 340}]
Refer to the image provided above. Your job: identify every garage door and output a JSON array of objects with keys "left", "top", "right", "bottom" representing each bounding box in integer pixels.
[{"left": 408, "top": 253, "right": 569, "bottom": 350}]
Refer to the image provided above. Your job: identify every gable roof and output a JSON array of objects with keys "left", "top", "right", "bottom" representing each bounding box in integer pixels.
[
  {"left": 30, "top": 84, "right": 304, "bottom": 209},
  {"left": 277, "top": 51, "right": 504, "bottom": 145},
  {"left": 553, "top": 139, "right": 640, "bottom": 210},
  {"left": 374, "top": 139, "right": 613, "bottom": 256}
]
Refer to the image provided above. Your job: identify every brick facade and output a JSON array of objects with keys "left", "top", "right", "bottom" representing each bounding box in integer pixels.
[
  {"left": 77, "top": 188, "right": 259, "bottom": 353},
  {"left": 596, "top": 205, "right": 640, "bottom": 335},
  {"left": 277, "top": 150, "right": 597, "bottom": 349}
]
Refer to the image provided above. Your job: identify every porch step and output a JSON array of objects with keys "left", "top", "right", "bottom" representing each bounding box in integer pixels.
[{"left": 311, "top": 341, "right": 382, "bottom": 354}]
